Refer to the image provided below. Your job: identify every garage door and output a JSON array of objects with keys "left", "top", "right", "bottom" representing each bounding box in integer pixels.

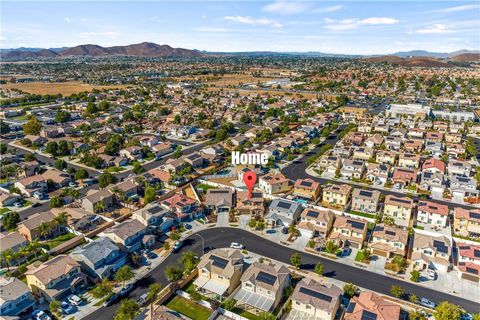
[
  {"left": 349, "top": 241, "right": 360, "bottom": 249},
  {"left": 372, "top": 249, "right": 389, "bottom": 257},
  {"left": 461, "top": 273, "right": 480, "bottom": 283}
]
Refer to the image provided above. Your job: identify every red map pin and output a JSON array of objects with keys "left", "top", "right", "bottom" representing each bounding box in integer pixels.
[{"left": 243, "top": 170, "right": 257, "bottom": 199}]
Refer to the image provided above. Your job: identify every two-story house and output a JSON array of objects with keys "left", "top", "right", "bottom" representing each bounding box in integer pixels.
[
  {"left": 18, "top": 211, "right": 60, "bottom": 242},
  {"left": 456, "top": 243, "right": 480, "bottom": 282},
  {"left": 417, "top": 201, "right": 449, "bottom": 229},
  {"left": 329, "top": 215, "right": 368, "bottom": 249},
  {"left": 132, "top": 203, "right": 174, "bottom": 234},
  {"left": 351, "top": 189, "right": 381, "bottom": 214},
  {"left": 0, "top": 277, "right": 36, "bottom": 317},
  {"left": 102, "top": 219, "right": 148, "bottom": 253},
  {"left": 369, "top": 224, "right": 408, "bottom": 259},
  {"left": 266, "top": 199, "right": 302, "bottom": 227},
  {"left": 296, "top": 208, "right": 334, "bottom": 239},
  {"left": 411, "top": 233, "right": 451, "bottom": 272},
  {"left": 383, "top": 195, "right": 414, "bottom": 227},
  {"left": 340, "top": 159, "right": 365, "bottom": 180},
  {"left": 293, "top": 178, "right": 321, "bottom": 200},
  {"left": 204, "top": 189, "right": 236, "bottom": 213},
  {"left": 259, "top": 173, "right": 291, "bottom": 195},
  {"left": 322, "top": 184, "right": 352, "bottom": 208},
  {"left": 161, "top": 193, "right": 203, "bottom": 221},
  {"left": 454, "top": 208, "right": 480, "bottom": 239}
]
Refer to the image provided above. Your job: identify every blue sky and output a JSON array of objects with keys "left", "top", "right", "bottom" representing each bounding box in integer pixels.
[{"left": 1, "top": 1, "right": 479, "bottom": 54}]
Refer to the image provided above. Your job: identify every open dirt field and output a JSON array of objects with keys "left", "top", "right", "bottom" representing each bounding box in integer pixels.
[{"left": 1, "top": 81, "right": 131, "bottom": 95}]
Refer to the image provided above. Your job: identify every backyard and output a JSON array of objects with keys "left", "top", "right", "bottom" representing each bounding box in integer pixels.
[{"left": 166, "top": 295, "right": 212, "bottom": 320}]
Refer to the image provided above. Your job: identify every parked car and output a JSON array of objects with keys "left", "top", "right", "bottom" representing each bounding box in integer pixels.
[
  {"left": 203, "top": 246, "right": 215, "bottom": 253},
  {"left": 67, "top": 294, "right": 83, "bottom": 306},
  {"left": 61, "top": 301, "right": 74, "bottom": 315},
  {"left": 32, "top": 202, "right": 41, "bottom": 207},
  {"left": 427, "top": 269, "right": 437, "bottom": 280},
  {"left": 103, "top": 294, "right": 119, "bottom": 307},
  {"left": 230, "top": 242, "right": 244, "bottom": 249},
  {"left": 172, "top": 241, "right": 183, "bottom": 252},
  {"left": 281, "top": 227, "right": 289, "bottom": 234},
  {"left": 146, "top": 251, "right": 157, "bottom": 259},
  {"left": 32, "top": 310, "right": 51, "bottom": 320},
  {"left": 136, "top": 293, "right": 149, "bottom": 306},
  {"left": 69, "top": 181, "right": 77, "bottom": 187},
  {"left": 119, "top": 284, "right": 134, "bottom": 297},
  {"left": 420, "top": 297, "right": 436, "bottom": 309},
  {"left": 184, "top": 223, "right": 192, "bottom": 230}
]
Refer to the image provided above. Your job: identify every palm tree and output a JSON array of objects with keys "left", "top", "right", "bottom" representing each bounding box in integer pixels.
[
  {"left": 38, "top": 222, "right": 52, "bottom": 240},
  {"left": 27, "top": 240, "right": 40, "bottom": 259},
  {"left": 54, "top": 212, "right": 70, "bottom": 229},
  {"left": 1, "top": 249, "right": 15, "bottom": 270},
  {"left": 94, "top": 202, "right": 106, "bottom": 214}
]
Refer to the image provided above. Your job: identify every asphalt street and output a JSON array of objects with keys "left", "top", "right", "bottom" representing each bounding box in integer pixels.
[{"left": 83, "top": 228, "right": 480, "bottom": 320}]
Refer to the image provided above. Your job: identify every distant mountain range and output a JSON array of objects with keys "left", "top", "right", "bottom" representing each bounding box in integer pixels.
[{"left": 1, "top": 42, "right": 479, "bottom": 61}]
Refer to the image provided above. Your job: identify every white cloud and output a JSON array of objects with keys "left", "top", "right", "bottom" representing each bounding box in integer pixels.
[
  {"left": 434, "top": 4, "right": 480, "bottom": 12},
  {"left": 224, "top": 16, "right": 282, "bottom": 28},
  {"left": 79, "top": 32, "right": 118, "bottom": 38},
  {"left": 314, "top": 5, "right": 343, "bottom": 13},
  {"left": 64, "top": 17, "right": 73, "bottom": 23},
  {"left": 325, "top": 17, "right": 399, "bottom": 30},
  {"left": 149, "top": 16, "right": 166, "bottom": 23},
  {"left": 262, "top": 1, "right": 309, "bottom": 15},
  {"left": 80, "top": 18, "right": 88, "bottom": 22},
  {"left": 416, "top": 24, "right": 452, "bottom": 34},
  {"left": 194, "top": 27, "right": 229, "bottom": 33}
]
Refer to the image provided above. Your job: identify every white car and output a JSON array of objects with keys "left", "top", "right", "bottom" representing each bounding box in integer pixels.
[
  {"left": 67, "top": 294, "right": 82, "bottom": 306},
  {"left": 32, "top": 310, "right": 51, "bottom": 320},
  {"left": 230, "top": 242, "right": 244, "bottom": 249},
  {"left": 427, "top": 269, "right": 436, "bottom": 280},
  {"left": 420, "top": 297, "right": 436, "bottom": 309}
]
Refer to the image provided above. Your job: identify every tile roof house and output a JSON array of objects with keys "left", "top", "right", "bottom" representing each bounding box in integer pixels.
[
  {"left": 204, "top": 188, "right": 236, "bottom": 213},
  {"left": 450, "top": 175, "right": 479, "bottom": 199},
  {"left": 344, "top": 291, "right": 401, "bottom": 320},
  {"left": 456, "top": 243, "right": 480, "bottom": 282},
  {"left": 351, "top": 189, "right": 381, "bottom": 214},
  {"left": 329, "top": 215, "right": 368, "bottom": 249},
  {"left": 398, "top": 152, "right": 420, "bottom": 169},
  {"left": 392, "top": 167, "right": 418, "bottom": 187},
  {"left": 422, "top": 158, "right": 446, "bottom": 174},
  {"left": 236, "top": 191, "right": 265, "bottom": 217},
  {"left": 266, "top": 199, "right": 302, "bottom": 227},
  {"left": 14, "top": 175, "right": 47, "bottom": 197},
  {"left": 50, "top": 207, "right": 104, "bottom": 233},
  {"left": 18, "top": 211, "right": 60, "bottom": 242},
  {"left": 102, "top": 219, "right": 148, "bottom": 253},
  {"left": 161, "top": 193, "right": 203, "bottom": 221},
  {"left": 369, "top": 224, "right": 408, "bottom": 258},
  {"left": 194, "top": 248, "right": 244, "bottom": 298},
  {"left": 411, "top": 233, "right": 451, "bottom": 272},
  {"left": 233, "top": 261, "right": 290, "bottom": 312},
  {"left": 447, "top": 159, "right": 472, "bottom": 177},
  {"left": 366, "top": 163, "right": 390, "bottom": 185},
  {"left": 375, "top": 150, "right": 396, "bottom": 166},
  {"left": 383, "top": 195, "right": 414, "bottom": 227},
  {"left": 71, "top": 236, "right": 127, "bottom": 280},
  {"left": 25, "top": 255, "right": 87, "bottom": 303},
  {"left": 0, "top": 231, "right": 28, "bottom": 259},
  {"left": 259, "top": 173, "right": 291, "bottom": 195},
  {"left": 340, "top": 159, "right": 365, "bottom": 180},
  {"left": 290, "top": 278, "right": 342, "bottom": 320},
  {"left": 0, "top": 276, "right": 36, "bottom": 317},
  {"left": 297, "top": 208, "right": 334, "bottom": 238},
  {"left": 454, "top": 208, "right": 480, "bottom": 239},
  {"left": 132, "top": 203, "right": 174, "bottom": 234},
  {"left": 293, "top": 178, "right": 321, "bottom": 200},
  {"left": 322, "top": 184, "right": 352, "bottom": 208},
  {"left": 81, "top": 189, "right": 115, "bottom": 214},
  {"left": 417, "top": 201, "right": 449, "bottom": 229}
]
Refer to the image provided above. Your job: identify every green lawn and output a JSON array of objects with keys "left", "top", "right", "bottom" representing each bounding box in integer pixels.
[
  {"left": 232, "top": 308, "right": 263, "bottom": 320},
  {"left": 0, "top": 208, "right": 11, "bottom": 215},
  {"left": 105, "top": 166, "right": 126, "bottom": 173},
  {"left": 414, "top": 225, "right": 425, "bottom": 230},
  {"left": 196, "top": 184, "right": 217, "bottom": 192},
  {"left": 42, "top": 233, "right": 76, "bottom": 250},
  {"left": 166, "top": 296, "right": 212, "bottom": 320},
  {"left": 355, "top": 251, "right": 368, "bottom": 262},
  {"left": 348, "top": 210, "right": 375, "bottom": 219}
]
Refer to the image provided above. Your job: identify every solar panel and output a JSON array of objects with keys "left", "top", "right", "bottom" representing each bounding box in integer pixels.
[
  {"left": 393, "top": 197, "right": 412, "bottom": 205},
  {"left": 210, "top": 255, "right": 228, "bottom": 269},
  {"left": 256, "top": 271, "right": 277, "bottom": 286},
  {"left": 361, "top": 310, "right": 378, "bottom": 320},
  {"left": 466, "top": 267, "right": 478, "bottom": 275},
  {"left": 299, "top": 287, "right": 333, "bottom": 303},
  {"left": 300, "top": 181, "right": 313, "bottom": 187},
  {"left": 210, "top": 190, "right": 230, "bottom": 194},
  {"left": 433, "top": 240, "right": 448, "bottom": 254},
  {"left": 373, "top": 226, "right": 384, "bottom": 232},
  {"left": 469, "top": 212, "right": 480, "bottom": 219},
  {"left": 459, "top": 246, "right": 470, "bottom": 250},
  {"left": 346, "top": 302, "right": 356, "bottom": 313},
  {"left": 474, "top": 250, "right": 480, "bottom": 258},
  {"left": 348, "top": 220, "right": 365, "bottom": 230},
  {"left": 385, "top": 230, "right": 396, "bottom": 236},
  {"left": 277, "top": 201, "right": 292, "bottom": 210},
  {"left": 359, "top": 190, "right": 373, "bottom": 197},
  {"left": 148, "top": 206, "right": 163, "bottom": 214},
  {"left": 306, "top": 210, "right": 319, "bottom": 218}
]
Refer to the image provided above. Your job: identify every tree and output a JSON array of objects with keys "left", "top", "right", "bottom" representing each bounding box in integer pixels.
[
  {"left": 133, "top": 162, "right": 144, "bottom": 174},
  {"left": 1, "top": 249, "right": 15, "bottom": 270},
  {"left": 144, "top": 186, "right": 156, "bottom": 203},
  {"left": 99, "top": 172, "right": 117, "bottom": 188},
  {"left": 2, "top": 211, "right": 19, "bottom": 231},
  {"left": 114, "top": 299, "right": 140, "bottom": 320},
  {"left": 75, "top": 168, "right": 89, "bottom": 180},
  {"left": 24, "top": 153, "right": 36, "bottom": 161},
  {"left": 391, "top": 255, "right": 407, "bottom": 273},
  {"left": 49, "top": 196, "right": 64, "bottom": 208},
  {"left": 115, "top": 265, "right": 134, "bottom": 287},
  {"left": 180, "top": 251, "right": 199, "bottom": 274},
  {"left": 435, "top": 301, "right": 461, "bottom": 320},
  {"left": 173, "top": 146, "right": 182, "bottom": 159},
  {"left": 23, "top": 116, "right": 42, "bottom": 135},
  {"left": 472, "top": 314, "right": 480, "bottom": 320},
  {"left": 54, "top": 211, "right": 70, "bottom": 228},
  {"left": 0, "top": 143, "right": 7, "bottom": 154},
  {"left": 314, "top": 262, "right": 324, "bottom": 275},
  {"left": 49, "top": 299, "right": 62, "bottom": 318},
  {"left": 54, "top": 159, "right": 66, "bottom": 170},
  {"left": 409, "top": 310, "right": 426, "bottom": 320},
  {"left": 45, "top": 141, "right": 59, "bottom": 156},
  {"left": 146, "top": 283, "right": 162, "bottom": 302},
  {"left": 343, "top": 283, "right": 358, "bottom": 298},
  {"left": 91, "top": 279, "right": 113, "bottom": 298},
  {"left": 38, "top": 222, "right": 52, "bottom": 239},
  {"left": 324, "top": 240, "right": 339, "bottom": 254},
  {"left": 165, "top": 265, "right": 183, "bottom": 282},
  {"left": 0, "top": 121, "right": 10, "bottom": 134},
  {"left": 390, "top": 285, "right": 404, "bottom": 298},
  {"left": 222, "top": 298, "right": 236, "bottom": 311},
  {"left": 409, "top": 294, "right": 419, "bottom": 304},
  {"left": 290, "top": 252, "right": 302, "bottom": 269},
  {"left": 55, "top": 110, "right": 71, "bottom": 123},
  {"left": 410, "top": 269, "right": 421, "bottom": 282},
  {"left": 259, "top": 311, "right": 276, "bottom": 320}
]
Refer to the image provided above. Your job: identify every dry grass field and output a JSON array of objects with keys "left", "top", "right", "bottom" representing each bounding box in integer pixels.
[{"left": 1, "top": 81, "right": 131, "bottom": 95}]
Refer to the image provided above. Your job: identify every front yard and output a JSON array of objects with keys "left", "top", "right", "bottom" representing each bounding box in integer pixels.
[{"left": 166, "top": 296, "right": 212, "bottom": 320}]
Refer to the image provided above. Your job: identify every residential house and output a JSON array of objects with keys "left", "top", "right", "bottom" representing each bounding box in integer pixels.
[
  {"left": 411, "top": 233, "right": 451, "bottom": 272},
  {"left": 119, "top": 146, "right": 143, "bottom": 161},
  {"left": 352, "top": 147, "right": 374, "bottom": 161},
  {"left": 384, "top": 136, "right": 402, "bottom": 151},
  {"left": 0, "top": 277, "right": 36, "bottom": 317},
  {"left": 194, "top": 248, "right": 244, "bottom": 298},
  {"left": 293, "top": 178, "right": 321, "bottom": 200},
  {"left": 42, "top": 169, "right": 71, "bottom": 188},
  {"left": 424, "top": 141, "right": 443, "bottom": 156},
  {"left": 340, "top": 159, "right": 365, "bottom": 180},
  {"left": 82, "top": 189, "right": 114, "bottom": 214},
  {"left": 351, "top": 189, "right": 381, "bottom": 214},
  {"left": 0, "top": 191, "right": 21, "bottom": 208},
  {"left": 322, "top": 184, "right": 352, "bottom": 208},
  {"left": 161, "top": 193, "right": 203, "bottom": 221},
  {"left": 236, "top": 191, "right": 265, "bottom": 217},
  {"left": 403, "top": 139, "right": 424, "bottom": 153},
  {"left": 17, "top": 211, "right": 60, "bottom": 242},
  {"left": 364, "top": 134, "right": 383, "bottom": 148},
  {"left": 14, "top": 175, "right": 47, "bottom": 197},
  {"left": 419, "top": 171, "right": 445, "bottom": 194},
  {"left": 369, "top": 224, "right": 408, "bottom": 258},
  {"left": 290, "top": 278, "right": 341, "bottom": 320},
  {"left": 375, "top": 150, "right": 396, "bottom": 166},
  {"left": 152, "top": 142, "right": 174, "bottom": 159},
  {"left": 111, "top": 179, "right": 139, "bottom": 201},
  {"left": 266, "top": 199, "right": 302, "bottom": 227},
  {"left": 102, "top": 219, "right": 148, "bottom": 253},
  {"left": 450, "top": 175, "right": 479, "bottom": 199},
  {"left": 50, "top": 207, "right": 104, "bottom": 233},
  {"left": 454, "top": 208, "right": 480, "bottom": 239},
  {"left": 329, "top": 215, "right": 368, "bottom": 249},
  {"left": 259, "top": 173, "right": 291, "bottom": 195},
  {"left": 417, "top": 201, "right": 449, "bottom": 229},
  {"left": 448, "top": 159, "right": 472, "bottom": 177},
  {"left": 391, "top": 168, "right": 417, "bottom": 187},
  {"left": 366, "top": 163, "right": 390, "bottom": 185},
  {"left": 132, "top": 203, "right": 174, "bottom": 234},
  {"left": 0, "top": 231, "right": 28, "bottom": 263},
  {"left": 233, "top": 261, "right": 290, "bottom": 312},
  {"left": 422, "top": 158, "right": 446, "bottom": 174},
  {"left": 297, "top": 208, "right": 334, "bottom": 238},
  {"left": 398, "top": 152, "right": 420, "bottom": 169},
  {"left": 204, "top": 189, "right": 236, "bottom": 213},
  {"left": 318, "top": 155, "right": 341, "bottom": 174},
  {"left": 344, "top": 291, "right": 401, "bottom": 320},
  {"left": 383, "top": 195, "right": 414, "bottom": 227},
  {"left": 456, "top": 243, "right": 480, "bottom": 282},
  {"left": 25, "top": 255, "right": 87, "bottom": 302}
]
